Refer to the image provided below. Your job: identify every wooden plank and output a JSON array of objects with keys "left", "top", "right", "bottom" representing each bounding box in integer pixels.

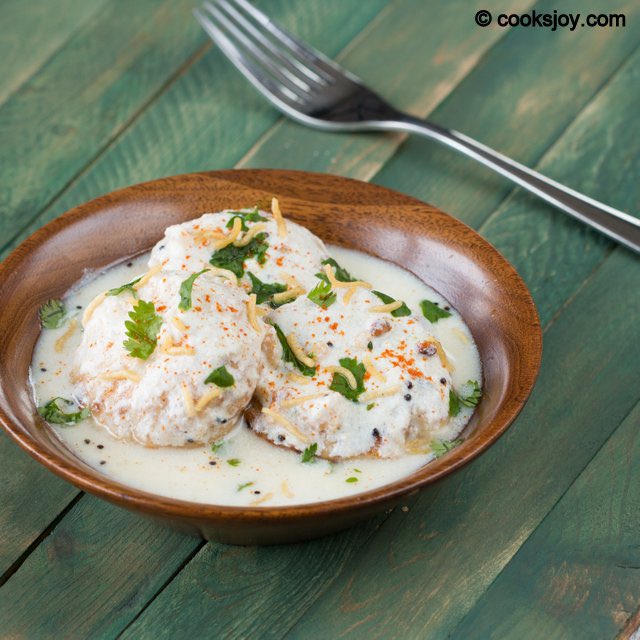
[
  {"left": 373, "top": 0, "right": 639, "bottom": 233},
  {"left": 451, "top": 399, "right": 640, "bottom": 640},
  {"left": 117, "top": 15, "right": 640, "bottom": 640},
  {"left": 238, "top": 0, "right": 534, "bottom": 174},
  {"left": 0, "top": 0, "right": 390, "bottom": 261},
  {"left": 0, "top": 496, "right": 200, "bottom": 638},
  {"left": 0, "top": 0, "right": 208, "bottom": 249},
  {"left": 0, "top": 0, "right": 107, "bottom": 105},
  {"left": 0, "top": 435, "right": 77, "bottom": 577}
]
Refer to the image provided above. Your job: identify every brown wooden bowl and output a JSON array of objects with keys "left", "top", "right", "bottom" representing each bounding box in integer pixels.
[{"left": 0, "top": 170, "right": 541, "bottom": 545}]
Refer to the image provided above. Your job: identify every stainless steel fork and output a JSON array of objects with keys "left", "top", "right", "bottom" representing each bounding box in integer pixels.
[{"left": 194, "top": 0, "right": 640, "bottom": 254}]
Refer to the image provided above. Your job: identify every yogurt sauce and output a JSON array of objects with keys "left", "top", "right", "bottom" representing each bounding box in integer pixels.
[{"left": 30, "top": 246, "right": 481, "bottom": 506}]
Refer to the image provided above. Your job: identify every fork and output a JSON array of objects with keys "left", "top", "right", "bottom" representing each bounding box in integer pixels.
[{"left": 194, "top": 0, "right": 640, "bottom": 254}]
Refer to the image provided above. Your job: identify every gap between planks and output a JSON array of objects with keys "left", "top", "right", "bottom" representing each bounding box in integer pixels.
[
  {"left": 0, "top": 39, "right": 211, "bottom": 260},
  {"left": 447, "top": 394, "right": 640, "bottom": 640},
  {"left": 0, "top": 492, "right": 83, "bottom": 588}
]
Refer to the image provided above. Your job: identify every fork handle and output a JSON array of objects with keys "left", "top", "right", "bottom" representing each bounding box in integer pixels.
[{"left": 395, "top": 116, "right": 640, "bottom": 254}]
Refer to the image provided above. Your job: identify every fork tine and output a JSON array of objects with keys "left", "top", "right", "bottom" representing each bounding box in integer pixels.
[
  {"left": 194, "top": 8, "right": 304, "bottom": 110},
  {"left": 213, "top": 0, "right": 330, "bottom": 89},
  {"left": 203, "top": 1, "right": 311, "bottom": 98},
  {"left": 226, "top": 0, "right": 359, "bottom": 84}
]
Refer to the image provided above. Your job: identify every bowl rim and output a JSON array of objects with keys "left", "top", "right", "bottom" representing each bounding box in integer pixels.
[{"left": 0, "top": 169, "right": 542, "bottom": 522}]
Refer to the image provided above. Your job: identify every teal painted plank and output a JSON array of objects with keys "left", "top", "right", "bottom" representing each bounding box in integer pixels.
[
  {"left": 0, "top": 0, "right": 208, "bottom": 247},
  {"left": 0, "top": 0, "right": 390, "bottom": 260},
  {"left": 0, "top": 496, "right": 199, "bottom": 638},
  {"left": 0, "top": 435, "right": 77, "bottom": 577},
  {"left": 0, "top": 0, "right": 107, "bottom": 105},
  {"left": 238, "top": 0, "right": 533, "bottom": 175},
  {"left": 452, "top": 399, "right": 640, "bottom": 640},
  {"left": 373, "top": 0, "right": 639, "bottom": 234}
]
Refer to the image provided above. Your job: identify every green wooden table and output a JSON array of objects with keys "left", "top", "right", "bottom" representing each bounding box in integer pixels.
[{"left": 1, "top": 1, "right": 639, "bottom": 637}]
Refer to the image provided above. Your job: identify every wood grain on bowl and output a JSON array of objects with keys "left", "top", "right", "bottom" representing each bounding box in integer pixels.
[{"left": 0, "top": 170, "right": 541, "bottom": 544}]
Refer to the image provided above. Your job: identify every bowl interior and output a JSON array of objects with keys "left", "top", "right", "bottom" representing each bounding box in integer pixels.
[{"left": 0, "top": 169, "right": 541, "bottom": 523}]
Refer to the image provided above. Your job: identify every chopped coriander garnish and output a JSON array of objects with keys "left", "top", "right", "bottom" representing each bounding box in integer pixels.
[
  {"left": 431, "top": 439, "right": 462, "bottom": 458},
  {"left": 329, "top": 357, "right": 366, "bottom": 402},
  {"left": 301, "top": 442, "right": 318, "bottom": 463},
  {"left": 345, "top": 476, "right": 359, "bottom": 483},
  {"left": 205, "top": 365, "right": 235, "bottom": 387},
  {"left": 367, "top": 341, "right": 373, "bottom": 351},
  {"left": 227, "top": 458, "right": 241, "bottom": 467},
  {"left": 449, "top": 380, "right": 481, "bottom": 416},
  {"left": 209, "top": 232, "right": 269, "bottom": 278},
  {"left": 38, "top": 398, "right": 90, "bottom": 425},
  {"left": 225, "top": 208, "right": 267, "bottom": 231},
  {"left": 210, "top": 440, "right": 224, "bottom": 453},
  {"left": 178, "top": 269, "right": 208, "bottom": 311},
  {"left": 247, "top": 272, "right": 287, "bottom": 307},
  {"left": 366, "top": 403, "right": 375, "bottom": 411},
  {"left": 237, "top": 481, "right": 254, "bottom": 492},
  {"left": 307, "top": 279, "right": 336, "bottom": 309},
  {"left": 420, "top": 299, "right": 451, "bottom": 323},
  {"left": 459, "top": 380, "right": 482, "bottom": 407},
  {"left": 315, "top": 257, "right": 357, "bottom": 283},
  {"left": 123, "top": 299, "right": 163, "bottom": 360},
  {"left": 39, "top": 299, "right": 66, "bottom": 329},
  {"left": 372, "top": 291, "right": 411, "bottom": 317},
  {"left": 106, "top": 276, "right": 142, "bottom": 298},
  {"left": 271, "top": 323, "right": 316, "bottom": 377},
  {"left": 449, "top": 389, "right": 461, "bottom": 417},
  {"left": 353, "top": 468, "right": 362, "bottom": 473}
]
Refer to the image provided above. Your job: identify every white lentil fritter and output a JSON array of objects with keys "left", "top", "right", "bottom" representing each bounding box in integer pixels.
[{"left": 74, "top": 269, "right": 264, "bottom": 446}]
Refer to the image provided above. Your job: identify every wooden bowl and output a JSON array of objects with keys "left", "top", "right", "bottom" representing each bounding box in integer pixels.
[{"left": 0, "top": 170, "right": 541, "bottom": 544}]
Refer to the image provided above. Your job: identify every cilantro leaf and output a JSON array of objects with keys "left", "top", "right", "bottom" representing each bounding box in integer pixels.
[
  {"left": 459, "top": 380, "right": 482, "bottom": 407},
  {"left": 372, "top": 290, "right": 411, "bottom": 317},
  {"left": 271, "top": 323, "right": 316, "bottom": 377},
  {"left": 420, "top": 299, "right": 451, "bottom": 323},
  {"left": 178, "top": 269, "right": 208, "bottom": 311},
  {"left": 329, "top": 357, "right": 366, "bottom": 402},
  {"left": 38, "top": 397, "right": 90, "bottom": 425},
  {"left": 448, "top": 389, "right": 461, "bottom": 417},
  {"left": 227, "top": 458, "right": 241, "bottom": 467},
  {"left": 345, "top": 477, "right": 359, "bottom": 483},
  {"left": 211, "top": 441, "right": 224, "bottom": 453},
  {"left": 315, "top": 257, "right": 357, "bottom": 283},
  {"left": 225, "top": 208, "right": 267, "bottom": 231},
  {"left": 39, "top": 299, "right": 66, "bottom": 329},
  {"left": 431, "top": 439, "right": 462, "bottom": 458},
  {"left": 209, "top": 232, "right": 269, "bottom": 277},
  {"left": 367, "top": 341, "right": 373, "bottom": 351},
  {"left": 123, "top": 299, "right": 163, "bottom": 360},
  {"left": 301, "top": 442, "right": 317, "bottom": 463},
  {"left": 366, "top": 403, "right": 375, "bottom": 411},
  {"left": 106, "top": 277, "right": 142, "bottom": 298},
  {"left": 449, "top": 380, "right": 481, "bottom": 415},
  {"left": 205, "top": 365, "right": 235, "bottom": 387},
  {"left": 247, "top": 272, "right": 287, "bottom": 307},
  {"left": 237, "top": 481, "right": 254, "bottom": 491},
  {"left": 307, "top": 279, "right": 336, "bottom": 309}
]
